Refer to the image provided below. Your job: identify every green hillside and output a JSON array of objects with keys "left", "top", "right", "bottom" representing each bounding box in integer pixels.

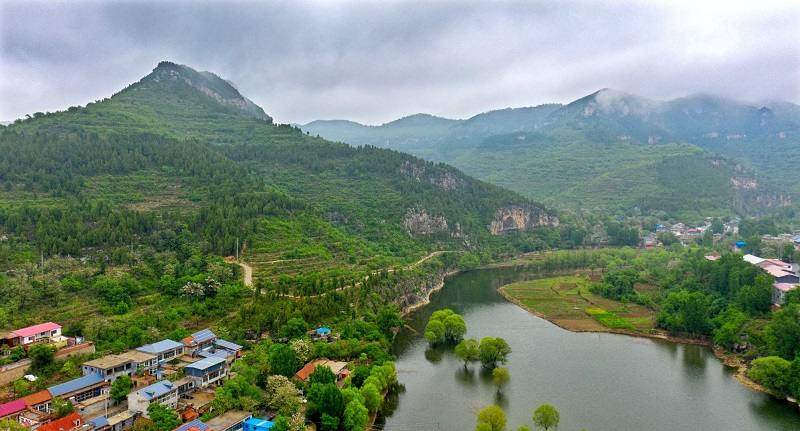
[
  {"left": 0, "top": 62, "right": 563, "bottom": 348},
  {"left": 303, "top": 89, "right": 799, "bottom": 218}
]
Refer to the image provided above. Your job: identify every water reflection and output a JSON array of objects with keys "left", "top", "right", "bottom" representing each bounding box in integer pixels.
[
  {"left": 383, "top": 267, "right": 800, "bottom": 431},
  {"left": 455, "top": 367, "right": 479, "bottom": 389},
  {"left": 424, "top": 346, "right": 444, "bottom": 363}
]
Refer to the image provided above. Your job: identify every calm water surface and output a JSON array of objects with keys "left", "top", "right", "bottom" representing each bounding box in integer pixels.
[{"left": 379, "top": 267, "right": 800, "bottom": 431}]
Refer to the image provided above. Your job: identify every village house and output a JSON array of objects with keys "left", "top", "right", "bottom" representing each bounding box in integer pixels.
[
  {"left": 184, "top": 356, "right": 227, "bottom": 388},
  {"left": 23, "top": 389, "right": 54, "bottom": 414},
  {"left": 18, "top": 408, "right": 52, "bottom": 430},
  {"left": 181, "top": 329, "right": 243, "bottom": 361},
  {"left": 182, "top": 329, "right": 217, "bottom": 356},
  {"left": 81, "top": 350, "right": 158, "bottom": 383},
  {"left": 293, "top": 358, "right": 348, "bottom": 384},
  {"left": 38, "top": 412, "right": 85, "bottom": 431},
  {"left": 127, "top": 380, "right": 179, "bottom": 417},
  {"left": 47, "top": 373, "right": 109, "bottom": 406},
  {"left": 205, "top": 410, "right": 253, "bottom": 431},
  {"left": 0, "top": 398, "right": 27, "bottom": 422},
  {"left": 106, "top": 410, "right": 139, "bottom": 431},
  {"left": 242, "top": 417, "right": 276, "bottom": 431},
  {"left": 2, "top": 322, "right": 65, "bottom": 349},
  {"left": 136, "top": 340, "right": 184, "bottom": 363}
]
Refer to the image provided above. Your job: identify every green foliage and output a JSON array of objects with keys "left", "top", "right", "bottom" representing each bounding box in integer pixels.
[
  {"left": 0, "top": 419, "right": 28, "bottom": 431},
  {"left": 584, "top": 308, "right": 636, "bottom": 330},
  {"left": 749, "top": 356, "right": 794, "bottom": 397},
  {"left": 424, "top": 309, "right": 467, "bottom": 345},
  {"left": 320, "top": 413, "right": 339, "bottom": 431},
  {"left": 360, "top": 382, "right": 382, "bottom": 411},
  {"left": 147, "top": 403, "right": 181, "bottom": 431},
  {"left": 765, "top": 304, "right": 800, "bottom": 360},
  {"left": 306, "top": 383, "right": 344, "bottom": 423},
  {"left": 454, "top": 338, "right": 481, "bottom": 367},
  {"left": 532, "top": 404, "right": 560, "bottom": 430},
  {"left": 264, "top": 375, "right": 302, "bottom": 417},
  {"left": 656, "top": 290, "right": 711, "bottom": 334},
  {"left": 28, "top": 344, "right": 57, "bottom": 374},
  {"left": 492, "top": 367, "right": 510, "bottom": 392},
  {"left": 309, "top": 365, "right": 337, "bottom": 385},
  {"left": 268, "top": 344, "right": 298, "bottom": 378},
  {"left": 342, "top": 400, "right": 369, "bottom": 431},
  {"left": 479, "top": 337, "right": 512, "bottom": 367},
  {"left": 476, "top": 405, "right": 507, "bottom": 431},
  {"left": 280, "top": 318, "right": 309, "bottom": 340},
  {"left": 111, "top": 374, "right": 132, "bottom": 401},
  {"left": 51, "top": 396, "right": 75, "bottom": 419}
]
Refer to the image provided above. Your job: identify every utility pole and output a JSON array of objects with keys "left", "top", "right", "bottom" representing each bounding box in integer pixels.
[
  {"left": 41, "top": 250, "right": 44, "bottom": 275},
  {"left": 236, "top": 238, "right": 239, "bottom": 261}
]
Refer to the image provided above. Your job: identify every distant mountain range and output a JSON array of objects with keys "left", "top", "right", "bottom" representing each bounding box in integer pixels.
[{"left": 301, "top": 89, "right": 800, "bottom": 217}]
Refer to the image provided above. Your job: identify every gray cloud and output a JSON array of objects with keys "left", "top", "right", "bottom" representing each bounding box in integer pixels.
[{"left": 1, "top": 1, "right": 798, "bottom": 124}]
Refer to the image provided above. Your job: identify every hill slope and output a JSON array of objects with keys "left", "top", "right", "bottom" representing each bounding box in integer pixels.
[
  {"left": 2, "top": 62, "right": 559, "bottom": 276},
  {"left": 303, "top": 89, "right": 799, "bottom": 217}
]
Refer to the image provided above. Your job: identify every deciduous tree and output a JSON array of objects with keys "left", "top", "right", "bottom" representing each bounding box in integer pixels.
[{"left": 532, "top": 404, "right": 559, "bottom": 430}]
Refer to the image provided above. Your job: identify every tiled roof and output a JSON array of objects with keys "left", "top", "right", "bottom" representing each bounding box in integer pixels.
[
  {"left": 38, "top": 412, "right": 84, "bottom": 431},
  {"left": 133, "top": 381, "right": 175, "bottom": 401},
  {"left": 13, "top": 322, "right": 61, "bottom": 338},
  {"left": 173, "top": 419, "right": 210, "bottom": 431},
  {"left": 186, "top": 356, "right": 226, "bottom": 372},
  {"left": 763, "top": 265, "right": 795, "bottom": 278},
  {"left": 0, "top": 399, "right": 27, "bottom": 417},
  {"left": 213, "top": 339, "right": 242, "bottom": 351},
  {"left": 22, "top": 389, "right": 53, "bottom": 406},
  {"left": 137, "top": 339, "right": 184, "bottom": 354},
  {"left": 48, "top": 373, "right": 105, "bottom": 397},
  {"left": 294, "top": 361, "right": 317, "bottom": 381},
  {"left": 773, "top": 283, "right": 799, "bottom": 292}
]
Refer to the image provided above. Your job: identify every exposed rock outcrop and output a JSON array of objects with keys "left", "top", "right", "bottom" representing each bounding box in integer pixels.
[
  {"left": 399, "top": 161, "right": 465, "bottom": 191},
  {"left": 489, "top": 205, "right": 558, "bottom": 234},
  {"left": 403, "top": 208, "right": 448, "bottom": 236}
]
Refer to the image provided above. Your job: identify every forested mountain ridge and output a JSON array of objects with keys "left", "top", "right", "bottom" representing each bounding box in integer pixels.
[
  {"left": 1, "top": 61, "right": 559, "bottom": 278},
  {"left": 0, "top": 61, "right": 566, "bottom": 353},
  {"left": 302, "top": 89, "right": 800, "bottom": 218}
]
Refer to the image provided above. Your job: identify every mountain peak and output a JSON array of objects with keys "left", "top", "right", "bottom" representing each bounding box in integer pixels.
[{"left": 125, "top": 62, "right": 272, "bottom": 122}]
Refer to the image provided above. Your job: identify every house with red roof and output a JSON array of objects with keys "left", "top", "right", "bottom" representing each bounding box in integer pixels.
[
  {"left": 9, "top": 322, "right": 64, "bottom": 348},
  {"left": 38, "top": 412, "right": 84, "bottom": 431},
  {"left": 0, "top": 398, "right": 27, "bottom": 422}
]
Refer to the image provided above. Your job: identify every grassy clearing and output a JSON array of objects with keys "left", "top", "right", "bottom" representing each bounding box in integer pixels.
[
  {"left": 584, "top": 308, "right": 636, "bottom": 330},
  {"left": 500, "top": 275, "right": 655, "bottom": 333}
]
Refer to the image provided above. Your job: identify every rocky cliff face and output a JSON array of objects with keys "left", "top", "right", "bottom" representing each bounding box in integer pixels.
[
  {"left": 399, "top": 161, "right": 465, "bottom": 191},
  {"left": 403, "top": 208, "right": 448, "bottom": 236},
  {"left": 489, "top": 205, "right": 558, "bottom": 234}
]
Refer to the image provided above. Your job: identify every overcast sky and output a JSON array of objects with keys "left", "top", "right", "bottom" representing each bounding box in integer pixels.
[{"left": 1, "top": 1, "right": 798, "bottom": 125}]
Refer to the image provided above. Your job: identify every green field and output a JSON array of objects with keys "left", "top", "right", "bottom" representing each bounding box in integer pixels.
[{"left": 500, "top": 275, "right": 654, "bottom": 332}]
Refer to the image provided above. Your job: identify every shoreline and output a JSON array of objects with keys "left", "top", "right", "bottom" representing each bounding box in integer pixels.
[
  {"left": 400, "top": 269, "right": 459, "bottom": 317},
  {"left": 496, "top": 286, "right": 776, "bottom": 398}
]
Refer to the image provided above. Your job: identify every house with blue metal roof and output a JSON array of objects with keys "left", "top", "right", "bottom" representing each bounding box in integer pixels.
[
  {"left": 127, "top": 380, "right": 179, "bottom": 417},
  {"left": 242, "top": 417, "right": 275, "bottom": 431},
  {"left": 136, "top": 339, "right": 185, "bottom": 362},
  {"left": 48, "top": 372, "right": 108, "bottom": 404},
  {"left": 185, "top": 356, "right": 228, "bottom": 387}
]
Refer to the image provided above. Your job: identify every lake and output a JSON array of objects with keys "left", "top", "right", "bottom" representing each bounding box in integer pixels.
[{"left": 379, "top": 267, "right": 800, "bottom": 431}]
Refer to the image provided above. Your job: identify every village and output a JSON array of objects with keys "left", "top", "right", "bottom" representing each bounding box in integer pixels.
[{"left": 0, "top": 324, "right": 345, "bottom": 431}]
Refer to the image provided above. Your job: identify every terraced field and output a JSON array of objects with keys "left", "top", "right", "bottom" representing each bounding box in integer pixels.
[{"left": 499, "top": 275, "right": 655, "bottom": 333}]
